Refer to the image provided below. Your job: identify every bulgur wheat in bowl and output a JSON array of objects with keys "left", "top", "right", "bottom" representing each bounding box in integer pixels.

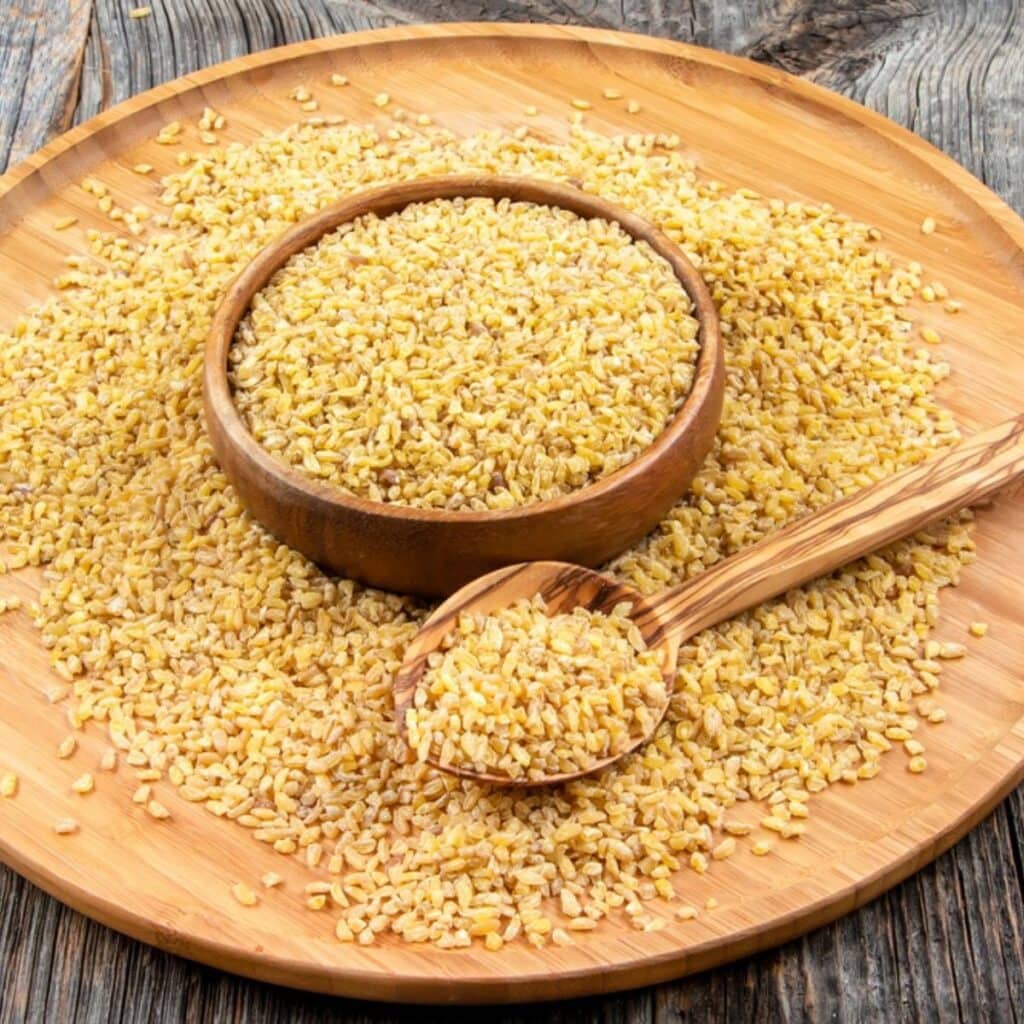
[
  {"left": 229, "top": 195, "right": 701, "bottom": 511},
  {"left": 205, "top": 175, "right": 724, "bottom": 595}
]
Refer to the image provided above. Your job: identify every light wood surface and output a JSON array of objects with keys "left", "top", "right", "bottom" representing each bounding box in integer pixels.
[
  {"left": 204, "top": 175, "right": 724, "bottom": 596},
  {"left": 396, "top": 415, "right": 1024, "bottom": 785},
  {"left": 1, "top": 21, "right": 1024, "bottom": 1005}
]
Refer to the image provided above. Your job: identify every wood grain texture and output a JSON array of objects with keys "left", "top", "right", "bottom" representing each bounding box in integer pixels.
[
  {"left": 0, "top": 3, "right": 1020, "bottom": 1022},
  {"left": 204, "top": 175, "right": 724, "bottom": 597},
  {"left": 0, "top": 0, "right": 92, "bottom": 169}
]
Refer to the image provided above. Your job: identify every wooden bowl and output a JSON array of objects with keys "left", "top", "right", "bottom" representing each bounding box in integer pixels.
[{"left": 204, "top": 175, "right": 725, "bottom": 596}]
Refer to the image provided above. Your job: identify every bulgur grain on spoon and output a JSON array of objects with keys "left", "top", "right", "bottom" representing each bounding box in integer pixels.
[{"left": 406, "top": 597, "right": 666, "bottom": 781}]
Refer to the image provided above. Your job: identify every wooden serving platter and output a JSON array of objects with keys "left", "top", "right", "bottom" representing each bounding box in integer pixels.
[{"left": 1, "top": 22, "right": 1023, "bottom": 1004}]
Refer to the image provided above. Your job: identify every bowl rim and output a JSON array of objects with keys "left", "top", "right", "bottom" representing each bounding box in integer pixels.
[{"left": 203, "top": 173, "right": 723, "bottom": 525}]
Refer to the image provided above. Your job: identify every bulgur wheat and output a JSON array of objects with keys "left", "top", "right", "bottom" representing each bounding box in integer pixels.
[
  {"left": 229, "top": 196, "right": 700, "bottom": 511},
  {"left": 71, "top": 772, "right": 94, "bottom": 794},
  {"left": 232, "top": 882, "right": 258, "bottom": 906},
  {"left": 406, "top": 597, "right": 666, "bottom": 780},
  {"left": 0, "top": 118, "right": 972, "bottom": 951}
]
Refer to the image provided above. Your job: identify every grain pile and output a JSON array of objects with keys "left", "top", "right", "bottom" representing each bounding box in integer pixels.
[
  {"left": 406, "top": 597, "right": 666, "bottom": 780},
  {"left": 0, "top": 116, "right": 972, "bottom": 949},
  {"left": 230, "top": 197, "right": 700, "bottom": 510}
]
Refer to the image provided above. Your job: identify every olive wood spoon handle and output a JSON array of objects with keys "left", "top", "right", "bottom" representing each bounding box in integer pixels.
[{"left": 638, "top": 414, "right": 1024, "bottom": 650}]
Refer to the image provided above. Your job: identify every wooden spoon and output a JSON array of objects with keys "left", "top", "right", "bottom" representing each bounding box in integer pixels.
[{"left": 394, "top": 415, "right": 1024, "bottom": 787}]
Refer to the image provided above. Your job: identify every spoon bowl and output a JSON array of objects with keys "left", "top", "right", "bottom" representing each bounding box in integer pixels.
[
  {"left": 204, "top": 175, "right": 725, "bottom": 597},
  {"left": 395, "top": 415, "right": 1024, "bottom": 787},
  {"left": 392, "top": 560, "right": 678, "bottom": 787}
]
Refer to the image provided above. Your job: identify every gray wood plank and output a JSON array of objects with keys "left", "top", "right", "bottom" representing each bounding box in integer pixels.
[
  {"left": 0, "top": 0, "right": 91, "bottom": 170},
  {"left": 819, "top": 0, "right": 1024, "bottom": 214},
  {"left": 1, "top": 2, "right": 1023, "bottom": 1022}
]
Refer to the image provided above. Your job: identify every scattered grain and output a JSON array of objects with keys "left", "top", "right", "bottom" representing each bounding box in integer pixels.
[
  {"left": 79, "top": 176, "right": 105, "bottom": 196},
  {"left": 197, "top": 107, "right": 221, "bottom": 132},
  {"left": 57, "top": 735, "right": 77, "bottom": 760},
  {"left": 262, "top": 872, "right": 284, "bottom": 888},
  {"left": 53, "top": 216, "right": 78, "bottom": 231},
  {"left": 602, "top": 87, "right": 622, "bottom": 99},
  {"left": 724, "top": 821, "right": 753, "bottom": 836},
  {"left": 0, "top": 772, "right": 18, "bottom": 798},
  {"left": 571, "top": 98, "right": 592, "bottom": 110},
  {"left": 969, "top": 621, "right": 988, "bottom": 637},
  {"left": 129, "top": 5, "right": 151, "bottom": 18},
  {"left": 626, "top": 99, "right": 641, "bottom": 113},
  {"left": 71, "top": 772, "right": 94, "bottom": 795},
  {"left": 921, "top": 216, "right": 937, "bottom": 235},
  {"left": 711, "top": 837, "right": 737, "bottom": 860},
  {"left": 0, "top": 118, "right": 971, "bottom": 951},
  {"left": 232, "top": 882, "right": 257, "bottom": 906},
  {"left": 155, "top": 121, "right": 182, "bottom": 145}
]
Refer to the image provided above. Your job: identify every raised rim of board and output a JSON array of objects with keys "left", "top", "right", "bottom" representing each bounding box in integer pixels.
[{"left": 0, "top": 21, "right": 1022, "bottom": 1004}]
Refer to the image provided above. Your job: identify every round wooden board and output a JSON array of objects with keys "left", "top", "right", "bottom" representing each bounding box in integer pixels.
[{"left": 1, "top": 22, "right": 1023, "bottom": 1005}]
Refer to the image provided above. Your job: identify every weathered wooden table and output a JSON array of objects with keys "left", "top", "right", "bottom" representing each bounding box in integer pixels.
[{"left": 1, "top": 2, "right": 1022, "bottom": 1021}]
